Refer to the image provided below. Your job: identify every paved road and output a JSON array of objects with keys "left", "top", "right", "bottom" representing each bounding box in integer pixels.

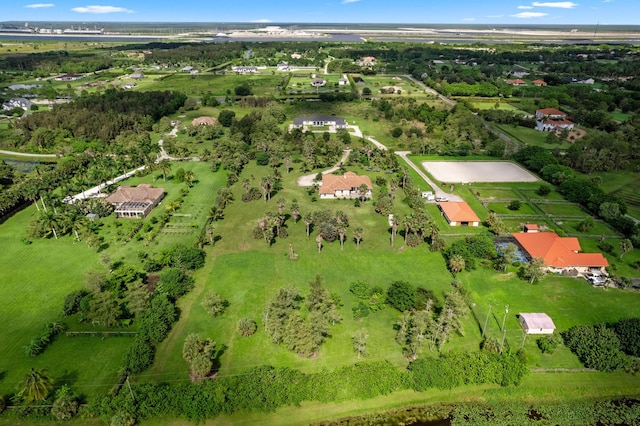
[
  {"left": 403, "top": 74, "right": 456, "bottom": 107},
  {"left": 395, "top": 151, "right": 463, "bottom": 202},
  {"left": 297, "top": 149, "right": 351, "bottom": 187},
  {"left": 0, "top": 149, "right": 57, "bottom": 159}
]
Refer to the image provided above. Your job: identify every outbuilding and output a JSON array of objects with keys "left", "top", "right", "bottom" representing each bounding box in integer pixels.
[{"left": 519, "top": 313, "right": 556, "bottom": 335}]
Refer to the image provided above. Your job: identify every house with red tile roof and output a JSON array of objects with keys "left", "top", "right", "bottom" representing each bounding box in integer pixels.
[
  {"left": 535, "top": 108, "right": 575, "bottom": 132},
  {"left": 512, "top": 231, "right": 608, "bottom": 274},
  {"left": 532, "top": 79, "right": 547, "bottom": 86},
  {"left": 506, "top": 79, "right": 527, "bottom": 86},
  {"left": 437, "top": 202, "right": 481, "bottom": 227},
  {"left": 319, "top": 172, "right": 372, "bottom": 200}
]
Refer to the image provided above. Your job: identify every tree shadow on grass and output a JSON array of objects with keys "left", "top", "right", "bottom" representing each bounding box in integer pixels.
[{"left": 54, "top": 369, "right": 79, "bottom": 389}]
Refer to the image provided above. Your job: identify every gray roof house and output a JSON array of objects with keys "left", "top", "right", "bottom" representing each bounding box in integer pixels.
[
  {"left": 2, "top": 97, "right": 33, "bottom": 111},
  {"left": 293, "top": 115, "right": 347, "bottom": 129}
]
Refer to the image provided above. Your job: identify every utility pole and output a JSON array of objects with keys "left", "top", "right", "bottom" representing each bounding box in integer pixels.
[
  {"left": 482, "top": 303, "right": 492, "bottom": 337},
  {"left": 501, "top": 304, "right": 509, "bottom": 331},
  {"left": 125, "top": 375, "right": 135, "bottom": 402}
]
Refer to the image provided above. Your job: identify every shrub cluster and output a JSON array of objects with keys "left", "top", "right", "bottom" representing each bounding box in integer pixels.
[{"left": 23, "top": 322, "right": 67, "bottom": 357}]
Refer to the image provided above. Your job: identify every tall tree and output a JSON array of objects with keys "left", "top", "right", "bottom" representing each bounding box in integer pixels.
[
  {"left": 620, "top": 239, "right": 633, "bottom": 259},
  {"left": 521, "top": 257, "right": 546, "bottom": 284},
  {"left": 353, "top": 226, "right": 363, "bottom": 248},
  {"left": 352, "top": 330, "right": 368, "bottom": 359},
  {"left": 157, "top": 159, "right": 171, "bottom": 182}
]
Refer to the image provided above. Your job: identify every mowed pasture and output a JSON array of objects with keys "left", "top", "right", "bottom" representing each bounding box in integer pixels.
[
  {"left": 0, "top": 207, "right": 128, "bottom": 399},
  {"left": 0, "top": 162, "right": 224, "bottom": 399},
  {"left": 142, "top": 73, "right": 285, "bottom": 97}
]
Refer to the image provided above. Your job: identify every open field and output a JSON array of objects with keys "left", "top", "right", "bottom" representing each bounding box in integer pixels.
[
  {"left": 493, "top": 123, "right": 573, "bottom": 150},
  {"left": 422, "top": 161, "right": 538, "bottom": 183}
]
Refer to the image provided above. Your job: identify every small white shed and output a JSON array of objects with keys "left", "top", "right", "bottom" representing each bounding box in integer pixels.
[{"left": 519, "top": 313, "right": 556, "bottom": 335}]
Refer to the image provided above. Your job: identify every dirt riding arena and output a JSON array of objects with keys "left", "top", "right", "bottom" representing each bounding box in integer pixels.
[{"left": 422, "top": 161, "right": 538, "bottom": 183}]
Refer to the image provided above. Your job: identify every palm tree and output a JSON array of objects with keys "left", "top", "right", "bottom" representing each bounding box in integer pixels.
[
  {"left": 157, "top": 159, "right": 171, "bottom": 182},
  {"left": 276, "top": 198, "right": 286, "bottom": 215},
  {"left": 18, "top": 368, "right": 53, "bottom": 402},
  {"left": 304, "top": 213, "right": 313, "bottom": 240},
  {"left": 338, "top": 223, "right": 347, "bottom": 250},
  {"left": 448, "top": 254, "right": 466, "bottom": 275},
  {"left": 353, "top": 226, "right": 363, "bottom": 248},
  {"left": 183, "top": 170, "right": 196, "bottom": 187},
  {"left": 391, "top": 215, "right": 399, "bottom": 247},
  {"left": 259, "top": 175, "right": 273, "bottom": 202},
  {"left": 290, "top": 202, "right": 300, "bottom": 223},
  {"left": 242, "top": 178, "right": 251, "bottom": 194},
  {"left": 358, "top": 183, "right": 370, "bottom": 202}
]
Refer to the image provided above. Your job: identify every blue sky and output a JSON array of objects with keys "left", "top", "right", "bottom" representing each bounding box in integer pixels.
[{"left": 7, "top": 0, "right": 638, "bottom": 25}]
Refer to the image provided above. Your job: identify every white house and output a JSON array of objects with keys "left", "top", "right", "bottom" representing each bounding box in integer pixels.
[
  {"left": 535, "top": 108, "right": 575, "bottom": 132},
  {"left": 292, "top": 115, "right": 347, "bottom": 129},
  {"left": 2, "top": 97, "right": 32, "bottom": 111},
  {"left": 277, "top": 62, "right": 292, "bottom": 71},
  {"left": 519, "top": 313, "right": 556, "bottom": 335},
  {"left": 311, "top": 78, "right": 327, "bottom": 88}
]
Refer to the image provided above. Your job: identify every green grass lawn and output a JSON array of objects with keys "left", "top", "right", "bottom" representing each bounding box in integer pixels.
[
  {"left": 487, "top": 202, "right": 538, "bottom": 215},
  {"left": 493, "top": 123, "right": 572, "bottom": 150},
  {"left": 558, "top": 219, "right": 620, "bottom": 237},
  {"left": 472, "top": 187, "right": 523, "bottom": 201},
  {"left": 143, "top": 73, "right": 285, "bottom": 97},
  {"left": 0, "top": 207, "right": 126, "bottom": 399},
  {"left": 536, "top": 202, "right": 589, "bottom": 217}
]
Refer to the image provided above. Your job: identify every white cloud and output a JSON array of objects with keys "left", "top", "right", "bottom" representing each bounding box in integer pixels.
[
  {"left": 487, "top": 14, "right": 504, "bottom": 18},
  {"left": 342, "top": 0, "right": 361, "bottom": 3},
  {"left": 512, "top": 11, "right": 549, "bottom": 18},
  {"left": 602, "top": 0, "right": 614, "bottom": 2},
  {"left": 531, "top": 1, "right": 578, "bottom": 8},
  {"left": 462, "top": 18, "right": 476, "bottom": 21},
  {"left": 518, "top": 5, "right": 534, "bottom": 9},
  {"left": 251, "top": 19, "right": 272, "bottom": 23},
  {"left": 71, "top": 5, "right": 133, "bottom": 14},
  {"left": 25, "top": 3, "right": 54, "bottom": 8}
]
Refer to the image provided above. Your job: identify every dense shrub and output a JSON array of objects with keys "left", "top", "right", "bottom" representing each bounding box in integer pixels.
[
  {"left": 562, "top": 324, "right": 629, "bottom": 371},
  {"left": 157, "top": 268, "right": 195, "bottom": 301},
  {"left": 136, "top": 294, "right": 177, "bottom": 345},
  {"left": 241, "top": 187, "right": 262, "bottom": 202},
  {"left": 62, "top": 289, "right": 90, "bottom": 316},
  {"left": 409, "top": 350, "right": 528, "bottom": 391},
  {"left": 537, "top": 334, "right": 561, "bottom": 354},
  {"left": 612, "top": 318, "right": 640, "bottom": 357},
  {"left": 237, "top": 318, "right": 257, "bottom": 337},
  {"left": 386, "top": 281, "right": 415, "bottom": 312},
  {"left": 23, "top": 322, "right": 67, "bottom": 357},
  {"left": 122, "top": 340, "right": 155, "bottom": 374}
]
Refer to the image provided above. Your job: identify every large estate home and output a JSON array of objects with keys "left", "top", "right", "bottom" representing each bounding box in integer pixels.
[
  {"left": 311, "top": 77, "right": 327, "bottom": 87},
  {"left": 292, "top": 115, "right": 348, "bottom": 129},
  {"left": 512, "top": 230, "right": 609, "bottom": 274},
  {"left": 2, "top": 97, "right": 32, "bottom": 111},
  {"left": 319, "top": 172, "right": 372, "bottom": 200},
  {"left": 437, "top": 202, "right": 481, "bottom": 227},
  {"left": 54, "top": 73, "right": 83, "bottom": 81},
  {"left": 105, "top": 184, "right": 165, "bottom": 218},
  {"left": 535, "top": 108, "right": 575, "bottom": 132}
]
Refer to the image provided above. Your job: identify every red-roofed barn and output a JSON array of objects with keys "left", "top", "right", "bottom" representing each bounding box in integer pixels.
[{"left": 438, "top": 202, "right": 481, "bottom": 227}]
